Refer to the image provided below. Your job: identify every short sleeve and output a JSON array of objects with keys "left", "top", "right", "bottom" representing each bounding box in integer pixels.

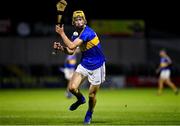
[{"left": 79, "top": 30, "right": 89, "bottom": 42}]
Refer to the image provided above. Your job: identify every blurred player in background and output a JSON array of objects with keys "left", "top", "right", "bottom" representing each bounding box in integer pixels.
[
  {"left": 59, "top": 32, "right": 80, "bottom": 99},
  {"left": 53, "top": 10, "right": 106, "bottom": 124},
  {"left": 156, "top": 49, "right": 179, "bottom": 95},
  {"left": 61, "top": 48, "right": 78, "bottom": 98},
  {"left": 60, "top": 31, "right": 80, "bottom": 99}
]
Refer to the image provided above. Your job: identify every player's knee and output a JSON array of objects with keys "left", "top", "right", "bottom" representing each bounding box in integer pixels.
[
  {"left": 89, "top": 92, "right": 96, "bottom": 98},
  {"left": 68, "top": 87, "right": 74, "bottom": 92},
  {"left": 69, "top": 84, "right": 77, "bottom": 92}
]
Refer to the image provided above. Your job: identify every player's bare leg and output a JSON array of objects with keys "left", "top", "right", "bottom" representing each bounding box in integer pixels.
[
  {"left": 66, "top": 80, "right": 73, "bottom": 98},
  {"left": 84, "top": 84, "right": 100, "bottom": 124},
  {"left": 158, "top": 79, "right": 164, "bottom": 95},
  {"left": 88, "top": 85, "right": 100, "bottom": 112},
  {"left": 69, "top": 72, "right": 86, "bottom": 110},
  {"left": 165, "top": 79, "right": 179, "bottom": 95}
]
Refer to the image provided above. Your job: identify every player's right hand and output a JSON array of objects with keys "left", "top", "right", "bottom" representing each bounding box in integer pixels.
[{"left": 56, "top": 25, "right": 64, "bottom": 35}]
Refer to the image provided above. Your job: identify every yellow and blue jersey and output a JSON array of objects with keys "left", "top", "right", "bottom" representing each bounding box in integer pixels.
[
  {"left": 72, "top": 25, "right": 105, "bottom": 70},
  {"left": 160, "top": 57, "right": 171, "bottom": 71},
  {"left": 64, "top": 55, "right": 77, "bottom": 69}
]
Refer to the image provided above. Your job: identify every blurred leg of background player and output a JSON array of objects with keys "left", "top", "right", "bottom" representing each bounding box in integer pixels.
[
  {"left": 61, "top": 67, "right": 74, "bottom": 98},
  {"left": 158, "top": 71, "right": 178, "bottom": 95}
]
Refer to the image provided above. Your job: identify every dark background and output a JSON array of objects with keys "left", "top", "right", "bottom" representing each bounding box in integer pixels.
[{"left": 1, "top": 0, "right": 180, "bottom": 37}]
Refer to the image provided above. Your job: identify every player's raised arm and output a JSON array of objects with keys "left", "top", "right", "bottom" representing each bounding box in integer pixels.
[{"left": 56, "top": 25, "right": 83, "bottom": 50}]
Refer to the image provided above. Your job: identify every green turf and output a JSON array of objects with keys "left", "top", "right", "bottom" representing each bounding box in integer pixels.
[{"left": 0, "top": 88, "right": 180, "bottom": 125}]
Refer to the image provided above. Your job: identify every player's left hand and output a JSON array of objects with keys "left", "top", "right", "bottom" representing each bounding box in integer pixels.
[
  {"left": 53, "top": 42, "right": 63, "bottom": 50},
  {"left": 56, "top": 24, "right": 64, "bottom": 35}
]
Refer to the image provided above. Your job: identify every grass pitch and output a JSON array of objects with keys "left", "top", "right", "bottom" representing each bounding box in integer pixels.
[{"left": 0, "top": 88, "right": 180, "bottom": 125}]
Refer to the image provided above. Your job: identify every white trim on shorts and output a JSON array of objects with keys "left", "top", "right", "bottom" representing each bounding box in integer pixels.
[
  {"left": 75, "top": 63, "right": 106, "bottom": 85},
  {"left": 64, "top": 68, "right": 75, "bottom": 80},
  {"left": 160, "top": 69, "right": 171, "bottom": 79}
]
